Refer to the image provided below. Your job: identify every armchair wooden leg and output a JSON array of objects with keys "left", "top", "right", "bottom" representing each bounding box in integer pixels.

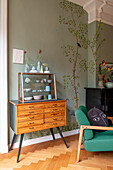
[{"left": 77, "top": 127, "right": 84, "bottom": 163}]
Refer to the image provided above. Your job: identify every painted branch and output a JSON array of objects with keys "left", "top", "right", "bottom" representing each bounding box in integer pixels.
[{"left": 73, "top": 40, "right": 78, "bottom": 109}]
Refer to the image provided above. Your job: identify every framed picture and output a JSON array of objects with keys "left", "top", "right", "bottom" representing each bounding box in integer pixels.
[
  {"left": 99, "top": 63, "right": 113, "bottom": 82},
  {"left": 13, "top": 49, "right": 24, "bottom": 64}
]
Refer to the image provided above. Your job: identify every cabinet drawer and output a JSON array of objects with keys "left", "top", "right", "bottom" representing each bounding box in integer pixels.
[
  {"left": 17, "top": 109, "right": 44, "bottom": 116},
  {"left": 44, "top": 120, "right": 66, "bottom": 129},
  {"left": 45, "top": 112, "right": 65, "bottom": 118},
  {"left": 17, "top": 103, "right": 44, "bottom": 112},
  {"left": 44, "top": 107, "right": 65, "bottom": 113},
  {"left": 17, "top": 114, "right": 43, "bottom": 122},
  {"left": 17, "top": 124, "right": 44, "bottom": 134},
  {"left": 17, "top": 119, "right": 43, "bottom": 128},
  {"left": 44, "top": 102, "right": 65, "bottom": 108},
  {"left": 45, "top": 116, "right": 65, "bottom": 123}
]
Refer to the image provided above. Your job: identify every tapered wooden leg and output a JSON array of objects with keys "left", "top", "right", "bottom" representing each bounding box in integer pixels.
[
  {"left": 77, "top": 127, "right": 84, "bottom": 163},
  {"left": 56, "top": 127, "right": 69, "bottom": 148},
  {"left": 50, "top": 128, "right": 55, "bottom": 140},
  {"left": 9, "top": 133, "right": 16, "bottom": 151},
  {"left": 17, "top": 134, "right": 24, "bottom": 163}
]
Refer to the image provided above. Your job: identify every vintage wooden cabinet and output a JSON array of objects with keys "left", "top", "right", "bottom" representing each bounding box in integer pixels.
[{"left": 9, "top": 99, "right": 68, "bottom": 163}]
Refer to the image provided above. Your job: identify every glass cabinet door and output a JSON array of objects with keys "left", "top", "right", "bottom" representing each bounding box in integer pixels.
[{"left": 18, "top": 73, "right": 57, "bottom": 102}]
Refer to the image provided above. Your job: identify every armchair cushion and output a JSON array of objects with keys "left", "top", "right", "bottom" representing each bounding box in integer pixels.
[
  {"left": 75, "top": 109, "right": 93, "bottom": 140},
  {"left": 84, "top": 128, "right": 113, "bottom": 152}
]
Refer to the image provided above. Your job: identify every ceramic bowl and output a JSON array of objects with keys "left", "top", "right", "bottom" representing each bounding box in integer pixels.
[
  {"left": 29, "top": 69, "right": 37, "bottom": 73},
  {"left": 33, "top": 95, "right": 42, "bottom": 100},
  {"left": 105, "top": 82, "right": 113, "bottom": 88},
  {"left": 48, "top": 80, "right": 52, "bottom": 83},
  {"left": 36, "top": 80, "right": 40, "bottom": 83},
  {"left": 24, "top": 97, "right": 32, "bottom": 101},
  {"left": 24, "top": 88, "right": 31, "bottom": 92}
]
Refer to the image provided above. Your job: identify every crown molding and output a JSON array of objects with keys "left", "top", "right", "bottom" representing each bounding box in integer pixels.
[{"left": 69, "top": 0, "right": 113, "bottom": 26}]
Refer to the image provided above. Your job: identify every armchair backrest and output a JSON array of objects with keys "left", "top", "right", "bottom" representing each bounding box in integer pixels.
[
  {"left": 75, "top": 108, "right": 93, "bottom": 140},
  {"left": 77, "top": 105, "right": 88, "bottom": 115}
]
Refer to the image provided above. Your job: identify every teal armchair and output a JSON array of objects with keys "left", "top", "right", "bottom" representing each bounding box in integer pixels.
[{"left": 75, "top": 106, "right": 113, "bottom": 162}]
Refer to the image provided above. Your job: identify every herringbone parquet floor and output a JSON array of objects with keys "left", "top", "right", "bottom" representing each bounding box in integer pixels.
[{"left": 1, "top": 135, "right": 113, "bottom": 170}]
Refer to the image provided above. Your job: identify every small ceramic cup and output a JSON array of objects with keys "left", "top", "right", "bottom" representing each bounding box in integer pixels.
[
  {"left": 48, "top": 94, "right": 51, "bottom": 100},
  {"left": 45, "top": 86, "right": 50, "bottom": 91}
]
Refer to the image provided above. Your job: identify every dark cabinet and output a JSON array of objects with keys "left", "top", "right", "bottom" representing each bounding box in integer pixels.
[{"left": 85, "top": 88, "right": 113, "bottom": 117}]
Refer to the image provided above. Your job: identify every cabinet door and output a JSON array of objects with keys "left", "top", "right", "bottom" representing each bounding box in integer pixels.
[{"left": 18, "top": 73, "right": 57, "bottom": 102}]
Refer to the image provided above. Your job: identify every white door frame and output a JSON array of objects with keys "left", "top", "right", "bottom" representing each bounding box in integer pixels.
[{"left": 0, "top": 0, "right": 8, "bottom": 153}]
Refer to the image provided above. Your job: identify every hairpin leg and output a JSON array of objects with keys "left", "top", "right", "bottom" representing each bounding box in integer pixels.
[
  {"left": 17, "top": 134, "right": 24, "bottom": 163},
  {"left": 9, "top": 133, "right": 16, "bottom": 151},
  {"left": 50, "top": 128, "right": 55, "bottom": 140},
  {"left": 56, "top": 127, "right": 69, "bottom": 148}
]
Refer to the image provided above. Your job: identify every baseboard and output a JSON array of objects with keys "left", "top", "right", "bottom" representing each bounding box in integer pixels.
[
  {"left": 0, "top": 144, "right": 9, "bottom": 154},
  {"left": 9, "top": 129, "right": 80, "bottom": 149}
]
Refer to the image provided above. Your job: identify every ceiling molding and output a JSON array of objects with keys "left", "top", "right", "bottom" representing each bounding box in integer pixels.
[{"left": 68, "top": 0, "right": 113, "bottom": 26}]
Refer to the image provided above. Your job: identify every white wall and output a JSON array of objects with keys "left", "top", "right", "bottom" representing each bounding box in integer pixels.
[{"left": 0, "top": 0, "right": 8, "bottom": 153}]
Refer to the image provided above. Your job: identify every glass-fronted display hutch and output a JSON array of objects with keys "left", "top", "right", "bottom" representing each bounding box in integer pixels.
[{"left": 18, "top": 72, "right": 57, "bottom": 102}]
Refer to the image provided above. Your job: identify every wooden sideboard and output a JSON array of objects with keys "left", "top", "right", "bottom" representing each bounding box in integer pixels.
[{"left": 9, "top": 99, "right": 68, "bottom": 163}]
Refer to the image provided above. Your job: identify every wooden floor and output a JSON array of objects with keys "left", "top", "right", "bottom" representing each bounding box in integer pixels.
[{"left": 1, "top": 135, "right": 113, "bottom": 169}]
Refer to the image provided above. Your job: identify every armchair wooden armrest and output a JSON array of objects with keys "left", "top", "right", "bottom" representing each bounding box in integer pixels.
[
  {"left": 81, "top": 125, "right": 113, "bottom": 131},
  {"left": 77, "top": 125, "right": 113, "bottom": 163}
]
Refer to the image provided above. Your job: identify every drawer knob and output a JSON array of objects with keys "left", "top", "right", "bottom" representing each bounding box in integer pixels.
[
  {"left": 53, "top": 123, "right": 57, "bottom": 125},
  {"left": 29, "top": 122, "right": 34, "bottom": 124},
  {"left": 29, "top": 106, "right": 34, "bottom": 108},
  {"left": 29, "top": 116, "right": 34, "bottom": 119},
  {"left": 53, "top": 109, "right": 57, "bottom": 111},
  {"left": 53, "top": 104, "right": 57, "bottom": 107},
  {"left": 29, "top": 111, "right": 34, "bottom": 113},
  {"left": 29, "top": 127, "right": 34, "bottom": 129},
  {"left": 52, "top": 113, "right": 57, "bottom": 116},
  {"left": 53, "top": 118, "right": 57, "bottom": 120}
]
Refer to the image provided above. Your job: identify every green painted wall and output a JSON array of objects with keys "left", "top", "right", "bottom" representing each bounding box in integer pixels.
[
  {"left": 97, "top": 21, "right": 113, "bottom": 66},
  {"left": 87, "top": 21, "right": 113, "bottom": 87},
  {"left": 88, "top": 21, "right": 97, "bottom": 87},
  {"left": 9, "top": 0, "right": 88, "bottom": 142}
]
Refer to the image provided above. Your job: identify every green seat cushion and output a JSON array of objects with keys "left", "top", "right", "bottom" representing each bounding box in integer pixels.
[
  {"left": 84, "top": 127, "right": 113, "bottom": 152},
  {"left": 75, "top": 109, "right": 93, "bottom": 140}
]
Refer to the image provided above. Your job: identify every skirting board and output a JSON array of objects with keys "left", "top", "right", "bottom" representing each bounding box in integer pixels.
[
  {"left": 9, "top": 129, "right": 80, "bottom": 149},
  {"left": 0, "top": 145, "right": 9, "bottom": 154}
]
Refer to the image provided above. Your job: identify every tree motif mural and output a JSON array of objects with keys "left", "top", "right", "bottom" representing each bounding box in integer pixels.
[
  {"left": 59, "top": 0, "right": 88, "bottom": 109},
  {"left": 59, "top": 0, "right": 105, "bottom": 110}
]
